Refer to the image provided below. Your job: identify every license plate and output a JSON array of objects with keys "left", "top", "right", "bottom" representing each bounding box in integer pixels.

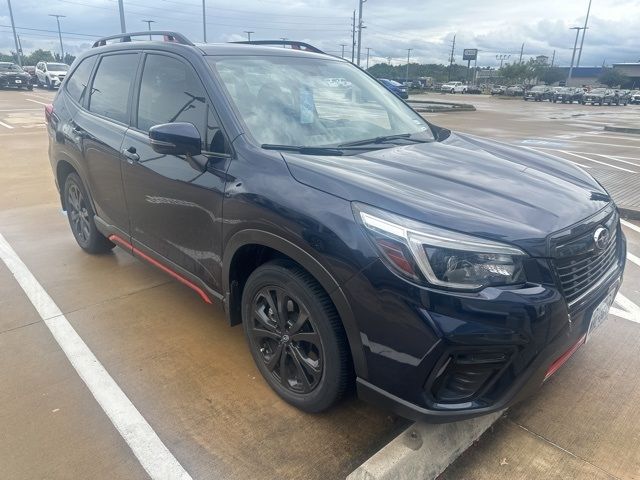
[
  {"left": 586, "top": 283, "right": 618, "bottom": 341},
  {"left": 14, "top": 79, "right": 22, "bottom": 84}
]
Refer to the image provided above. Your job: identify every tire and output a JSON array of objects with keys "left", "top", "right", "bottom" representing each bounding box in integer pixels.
[
  {"left": 241, "top": 260, "right": 350, "bottom": 413},
  {"left": 46, "top": 77, "right": 53, "bottom": 90},
  {"left": 63, "top": 173, "right": 115, "bottom": 254},
  {"left": 27, "top": 84, "right": 33, "bottom": 91}
]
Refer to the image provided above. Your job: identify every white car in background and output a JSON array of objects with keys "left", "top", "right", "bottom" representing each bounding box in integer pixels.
[
  {"left": 440, "top": 81, "right": 467, "bottom": 93},
  {"left": 35, "top": 62, "right": 69, "bottom": 90}
]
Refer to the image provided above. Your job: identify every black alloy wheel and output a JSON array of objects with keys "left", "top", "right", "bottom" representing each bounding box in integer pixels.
[
  {"left": 250, "top": 286, "right": 323, "bottom": 394},
  {"left": 242, "top": 260, "right": 350, "bottom": 412},
  {"left": 63, "top": 173, "right": 115, "bottom": 253}
]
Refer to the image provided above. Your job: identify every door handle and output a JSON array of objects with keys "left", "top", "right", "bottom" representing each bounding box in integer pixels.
[{"left": 123, "top": 146, "right": 140, "bottom": 163}]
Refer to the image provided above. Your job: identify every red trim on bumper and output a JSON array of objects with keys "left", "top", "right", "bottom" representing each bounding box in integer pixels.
[
  {"left": 544, "top": 333, "right": 586, "bottom": 381},
  {"left": 109, "top": 234, "right": 213, "bottom": 304}
]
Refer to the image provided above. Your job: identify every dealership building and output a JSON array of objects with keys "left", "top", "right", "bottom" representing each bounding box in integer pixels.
[{"left": 613, "top": 63, "right": 640, "bottom": 88}]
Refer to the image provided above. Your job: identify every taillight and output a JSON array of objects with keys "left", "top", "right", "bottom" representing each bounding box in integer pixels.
[{"left": 45, "top": 104, "right": 54, "bottom": 123}]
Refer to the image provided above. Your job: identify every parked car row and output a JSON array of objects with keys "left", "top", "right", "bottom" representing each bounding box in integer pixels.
[
  {"left": 0, "top": 61, "right": 70, "bottom": 91},
  {"left": 0, "top": 62, "right": 34, "bottom": 90}
]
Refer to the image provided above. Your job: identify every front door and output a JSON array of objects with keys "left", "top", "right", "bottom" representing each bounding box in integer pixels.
[{"left": 121, "top": 53, "right": 230, "bottom": 292}]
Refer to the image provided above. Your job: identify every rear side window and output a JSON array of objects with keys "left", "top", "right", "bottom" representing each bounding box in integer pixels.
[
  {"left": 136, "top": 54, "right": 216, "bottom": 147},
  {"left": 65, "top": 56, "right": 97, "bottom": 104},
  {"left": 89, "top": 53, "right": 139, "bottom": 124}
]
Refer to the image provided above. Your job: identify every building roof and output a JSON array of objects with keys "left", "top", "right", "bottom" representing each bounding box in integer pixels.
[{"left": 557, "top": 66, "right": 603, "bottom": 78}]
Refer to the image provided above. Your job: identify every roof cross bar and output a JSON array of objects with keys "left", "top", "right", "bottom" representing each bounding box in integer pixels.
[
  {"left": 92, "top": 31, "right": 194, "bottom": 48},
  {"left": 231, "top": 40, "right": 325, "bottom": 54}
]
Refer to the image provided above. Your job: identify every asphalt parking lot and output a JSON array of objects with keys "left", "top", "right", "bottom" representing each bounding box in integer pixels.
[{"left": 1, "top": 88, "right": 639, "bottom": 480}]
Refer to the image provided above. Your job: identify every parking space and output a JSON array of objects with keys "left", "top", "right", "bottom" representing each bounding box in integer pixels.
[{"left": 2, "top": 88, "right": 640, "bottom": 480}]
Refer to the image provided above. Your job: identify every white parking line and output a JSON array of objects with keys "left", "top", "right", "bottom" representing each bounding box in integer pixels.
[
  {"left": 527, "top": 146, "right": 638, "bottom": 172},
  {"left": 0, "top": 120, "right": 14, "bottom": 129},
  {"left": 591, "top": 153, "right": 640, "bottom": 168},
  {"left": 559, "top": 150, "right": 637, "bottom": 172},
  {"left": 24, "top": 98, "right": 49, "bottom": 106},
  {"left": 627, "top": 252, "right": 640, "bottom": 268},
  {"left": 555, "top": 150, "right": 636, "bottom": 173},
  {"left": 613, "top": 292, "right": 640, "bottom": 324},
  {"left": 0, "top": 233, "right": 193, "bottom": 480},
  {"left": 519, "top": 146, "right": 591, "bottom": 169},
  {"left": 622, "top": 219, "right": 640, "bottom": 234}
]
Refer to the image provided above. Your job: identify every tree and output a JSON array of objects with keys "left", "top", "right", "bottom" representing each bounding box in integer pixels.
[
  {"left": 23, "top": 49, "right": 55, "bottom": 65},
  {"left": 539, "top": 67, "right": 565, "bottom": 85},
  {"left": 499, "top": 62, "right": 530, "bottom": 84},
  {"left": 598, "top": 68, "right": 630, "bottom": 88}
]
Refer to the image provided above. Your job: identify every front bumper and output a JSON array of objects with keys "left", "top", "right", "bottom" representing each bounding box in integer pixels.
[{"left": 346, "top": 232, "right": 626, "bottom": 423}]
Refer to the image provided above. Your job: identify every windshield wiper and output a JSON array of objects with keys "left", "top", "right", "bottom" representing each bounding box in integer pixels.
[
  {"left": 262, "top": 144, "right": 345, "bottom": 155},
  {"left": 338, "top": 133, "right": 429, "bottom": 148}
]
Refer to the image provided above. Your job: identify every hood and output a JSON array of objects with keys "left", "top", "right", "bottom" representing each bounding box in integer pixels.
[{"left": 282, "top": 132, "right": 611, "bottom": 256}]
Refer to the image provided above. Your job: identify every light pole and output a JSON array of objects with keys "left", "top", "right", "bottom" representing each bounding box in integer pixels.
[
  {"left": 202, "top": 0, "right": 207, "bottom": 43},
  {"left": 340, "top": 44, "right": 347, "bottom": 58},
  {"left": 244, "top": 31, "right": 254, "bottom": 41},
  {"left": 575, "top": 0, "right": 592, "bottom": 68},
  {"left": 118, "top": 0, "right": 126, "bottom": 33},
  {"left": 6, "top": 0, "right": 21, "bottom": 66},
  {"left": 356, "top": 0, "right": 367, "bottom": 66},
  {"left": 406, "top": 48, "right": 412, "bottom": 83},
  {"left": 496, "top": 54, "right": 510, "bottom": 68},
  {"left": 49, "top": 14, "right": 66, "bottom": 62},
  {"left": 567, "top": 26, "right": 584, "bottom": 85},
  {"left": 366, "top": 47, "right": 371, "bottom": 69},
  {"left": 142, "top": 19, "right": 155, "bottom": 40},
  {"left": 280, "top": 37, "right": 287, "bottom": 47}
]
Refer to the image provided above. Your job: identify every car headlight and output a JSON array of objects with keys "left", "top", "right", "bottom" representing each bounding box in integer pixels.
[{"left": 353, "top": 203, "right": 527, "bottom": 290}]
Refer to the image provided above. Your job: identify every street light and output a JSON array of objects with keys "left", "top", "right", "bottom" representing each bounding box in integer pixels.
[
  {"left": 142, "top": 19, "right": 155, "bottom": 40},
  {"left": 406, "top": 48, "right": 413, "bottom": 83},
  {"left": 496, "top": 54, "right": 510, "bottom": 68},
  {"left": 49, "top": 14, "right": 66, "bottom": 62},
  {"left": 244, "top": 31, "right": 254, "bottom": 41},
  {"left": 6, "top": 0, "right": 21, "bottom": 66},
  {"left": 356, "top": 0, "right": 367, "bottom": 66},
  {"left": 567, "top": 26, "right": 585, "bottom": 84}
]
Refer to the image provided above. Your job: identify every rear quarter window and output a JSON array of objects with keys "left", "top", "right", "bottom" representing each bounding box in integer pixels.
[
  {"left": 65, "top": 56, "right": 97, "bottom": 104},
  {"left": 88, "top": 53, "right": 139, "bottom": 124}
]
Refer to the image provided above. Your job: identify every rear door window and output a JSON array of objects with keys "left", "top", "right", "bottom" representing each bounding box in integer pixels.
[
  {"left": 88, "top": 53, "right": 139, "bottom": 124},
  {"left": 65, "top": 56, "right": 97, "bottom": 104}
]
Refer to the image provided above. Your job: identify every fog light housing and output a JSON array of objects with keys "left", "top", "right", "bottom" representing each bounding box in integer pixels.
[{"left": 427, "top": 349, "right": 514, "bottom": 404}]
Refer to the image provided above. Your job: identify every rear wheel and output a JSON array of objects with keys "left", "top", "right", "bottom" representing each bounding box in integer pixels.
[
  {"left": 63, "top": 173, "right": 115, "bottom": 254},
  {"left": 242, "top": 260, "right": 350, "bottom": 413}
]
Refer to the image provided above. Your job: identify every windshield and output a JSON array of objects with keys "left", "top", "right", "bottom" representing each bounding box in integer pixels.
[
  {"left": 208, "top": 55, "right": 433, "bottom": 148},
  {"left": 0, "top": 63, "right": 23, "bottom": 72},
  {"left": 531, "top": 86, "right": 545, "bottom": 92},
  {"left": 590, "top": 88, "right": 607, "bottom": 94},
  {"left": 48, "top": 63, "right": 69, "bottom": 71}
]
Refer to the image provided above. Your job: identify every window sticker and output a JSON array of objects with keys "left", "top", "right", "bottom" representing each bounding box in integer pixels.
[{"left": 300, "top": 87, "right": 314, "bottom": 124}]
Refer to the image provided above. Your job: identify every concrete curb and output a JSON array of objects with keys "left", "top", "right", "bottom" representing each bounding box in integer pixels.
[
  {"left": 346, "top": 411, "right": 504, "bottom": 480},
  {"left": 604, "top": 125, "right": 640, "bottom": 135},
  {"left": 407, "top": 100, "right": 477, "bottom": 113},
  {"left": 620, "top": 207, "right": 640, "bottom": 221}
]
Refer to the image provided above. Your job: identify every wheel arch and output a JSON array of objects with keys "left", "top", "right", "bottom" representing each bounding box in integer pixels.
[{"left": 223, "top": 229, "right": 367, "bottom": 378}]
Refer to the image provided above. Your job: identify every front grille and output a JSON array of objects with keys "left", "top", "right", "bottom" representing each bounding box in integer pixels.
[{"left": 552, "top": 214, "right": 620, "bottom": 307}]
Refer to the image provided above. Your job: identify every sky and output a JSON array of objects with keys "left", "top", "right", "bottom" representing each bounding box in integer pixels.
[{"left": 1, "top": 0, "right": 639, "bottom": 68}]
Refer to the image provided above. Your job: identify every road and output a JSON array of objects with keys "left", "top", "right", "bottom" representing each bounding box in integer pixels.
[{"left": 1, "top": 88, "right": 639, "bottom": 480}]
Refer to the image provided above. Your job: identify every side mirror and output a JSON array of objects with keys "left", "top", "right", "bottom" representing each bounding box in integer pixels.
[{"left": 149, "top": 122, "right": 201, "bottom": 156}]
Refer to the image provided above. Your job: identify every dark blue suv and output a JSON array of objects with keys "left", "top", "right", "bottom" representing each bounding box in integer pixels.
[{"left": 46, "top": 32, "right": 625, "bottom": 422}]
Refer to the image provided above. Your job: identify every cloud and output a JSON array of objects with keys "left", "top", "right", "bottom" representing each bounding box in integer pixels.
[{"left": 0, "top": 0, "right": 638, "bottom": 67}]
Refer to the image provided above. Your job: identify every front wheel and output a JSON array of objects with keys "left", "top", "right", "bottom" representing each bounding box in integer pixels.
[
  {"left": 63, "top": 173, "right": 115, "bottom": 254},
  {"left": 242, "top": 260, "right": 350, "bottom": 413}
]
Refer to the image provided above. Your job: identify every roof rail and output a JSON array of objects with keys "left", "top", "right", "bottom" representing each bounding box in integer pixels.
[
  {"left": 92, "top": 31, "right": 194, "bottom": 48},
  {"left": 231, "top": 40, "right": 325, "bottom": 54}
]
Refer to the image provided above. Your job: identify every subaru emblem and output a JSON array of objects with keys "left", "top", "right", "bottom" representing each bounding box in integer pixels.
[{"left": 593, "top": 227, "right": 610, "bottom": 251}]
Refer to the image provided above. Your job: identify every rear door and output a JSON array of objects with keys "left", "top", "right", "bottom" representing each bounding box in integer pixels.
[
  {"left": 121, "top": 52, "right": 230, "bottom": 291},
  {"left": 78, "top": 52, "right": 141, "bottom": 235}
]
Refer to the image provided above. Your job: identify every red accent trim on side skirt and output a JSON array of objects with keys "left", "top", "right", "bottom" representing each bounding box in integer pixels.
[
  {"left": 109, "top": 234, "right": 213, "bottom": 304},
  {"left": 544, "top": 334, "right": 586, "bottom": 381}
]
